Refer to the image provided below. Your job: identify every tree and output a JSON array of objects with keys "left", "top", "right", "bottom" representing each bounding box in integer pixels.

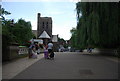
[
  {"left": 58, "top": 37, "right": 65, "bottom": 45},
  {"left": 0, "top": 5, "right": 11, "bottom": 22},
  {"left": 73, "top": 2, "right": 119, "bottom": 49},
  {"left": 70, "top": 27, "right": 78, "bottom": 48},
  {"left": 12, "top": 18, "right": 34, "bottom": 45},
  {"left": 1, "top": 7, "right": 34, "bottom": 45},
  {"left": 1, "top": 7, "right": 34, "bottom": 61}
]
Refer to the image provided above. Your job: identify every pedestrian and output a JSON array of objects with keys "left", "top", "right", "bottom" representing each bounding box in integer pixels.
[
  {"left": 61, "top": 46, "right": 65, "bottom": 52},
  {"left": 47, "top": 41, "right": 53, "bottom": 59},
  {"left": 58, "top": 48, "right": 61, "bottom": 52},
  {"left": 28, "top": 44, "right": 34, "bottom": 58},
  {"left": 37, "top": 44, "right": 41, "bottom": 54},
  {"left": 68, "top": 46, "right": 71, "bottom": 52},
  {"left": 31, "top": 46, "right": 38, "bottom": 59},
  {"left": 35, "top": 43, "right": 39, "bottom": 53},
  {"left": 44, "top": 45, "right": 49, "bottom": 59},
  {"left": 87, "top": 45, "right": 92, "bottom": 53}
]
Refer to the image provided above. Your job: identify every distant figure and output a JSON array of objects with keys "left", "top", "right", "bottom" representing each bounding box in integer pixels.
[
  {"left": 35, "top": 43, "right": 39, "bottom": 54},
  {"left": 87, "top": 46, "right": 92, "bottom": 53},
  {"left": 60, "top": 46, "right": 65, "bottom": 52},
  {"left": 44, "top": 45, "right": 49, "bottom": 59},
  {"left": 28, "top": 44, "right": 34, "bottom": 58},
  {"left": 47, "top": 41, "right": 53, "bottom": 59},
  {"left": 59, "top": 48, "right": 61, "bottom": 52},
  {"left": 37, "top": 44, "right": 41, "bottom": 54},
  {"left": 68, "top": 46, "right": 71, "bottom": 52},
  {"left": 31, "top": 46, "right": 38, "bottom": 59}
]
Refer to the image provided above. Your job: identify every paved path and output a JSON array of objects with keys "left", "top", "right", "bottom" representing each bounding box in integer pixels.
[
  {"left": 2, "top": 54, "right": 44, "bottom": 79},
  {"left": 9, "top": 52, "right": 119, "bottom": 79}
]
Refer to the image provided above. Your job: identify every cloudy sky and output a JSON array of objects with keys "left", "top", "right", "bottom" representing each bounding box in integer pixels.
[{"left": 2, "top": 0, "right": 81, "bottom": 40}]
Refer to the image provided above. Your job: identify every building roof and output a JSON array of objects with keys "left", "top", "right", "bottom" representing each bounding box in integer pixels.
[{"left": 38, "top": 31, "right": 50, "bottom": 39}]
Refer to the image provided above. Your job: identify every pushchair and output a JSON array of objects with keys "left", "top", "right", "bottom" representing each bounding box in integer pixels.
[{"left": 49, "top": 51, "right": 54, "bottom": 59}]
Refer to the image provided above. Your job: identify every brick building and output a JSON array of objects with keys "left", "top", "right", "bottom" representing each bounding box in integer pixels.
[
  {"left": 37, "top": 13, "right": 52, "bottom": 39},
  {"left": 37, "top": 13, "right": 52, "bottom": 45},
  {"left": 37, "top": 13, "right": 59, "bottom": 51}
]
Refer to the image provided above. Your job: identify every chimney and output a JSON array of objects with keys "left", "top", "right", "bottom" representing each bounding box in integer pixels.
[
  {"left": 38, "top": 13, "right": 41, "bottom": 17},
  {"left": 37, "top": 13, "right": 41, "bottom": 38}
]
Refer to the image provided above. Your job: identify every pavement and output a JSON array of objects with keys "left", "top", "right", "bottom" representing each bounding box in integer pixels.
[
  {"left": 2, "top": 53, "right": 44, "bottom": 79},
  {"left": 2, "top": 51, "right": 120, "bottom": 80}
]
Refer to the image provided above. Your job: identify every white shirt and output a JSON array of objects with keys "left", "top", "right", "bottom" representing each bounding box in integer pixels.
[{"left": 47, "top": 43, "right": 53, "bottom": 49}]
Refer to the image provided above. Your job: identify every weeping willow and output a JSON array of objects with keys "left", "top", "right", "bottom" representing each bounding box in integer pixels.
[{"left": 73, "top": 2, "right": 119, "bottom": 49}]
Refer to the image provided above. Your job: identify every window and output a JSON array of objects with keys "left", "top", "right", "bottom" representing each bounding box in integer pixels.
[
  {"left": 43, "top": 22, "right": 44, "bottom": 28},
  {"left": 46, "top": 22, "right": 48, "bottom": 28}
]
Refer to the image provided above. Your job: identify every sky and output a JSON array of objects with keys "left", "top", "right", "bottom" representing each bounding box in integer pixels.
[{"left": 2, "top": 0, "right": 80, "bottom": 40}]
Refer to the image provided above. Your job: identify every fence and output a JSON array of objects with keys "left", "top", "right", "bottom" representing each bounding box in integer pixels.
[
  {"left": 8, "top": 45, "right": 19, "bottom": 60},
  {"left": 18, "top": 46, "right": 28, "bottom": 54},
  {"left": 2, "top": 45, "right": 29, "bottom": 61}
]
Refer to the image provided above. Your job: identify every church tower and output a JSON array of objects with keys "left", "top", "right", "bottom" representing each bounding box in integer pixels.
[{"left": 37, "top": 13, "right": 52, "bottom": 39}]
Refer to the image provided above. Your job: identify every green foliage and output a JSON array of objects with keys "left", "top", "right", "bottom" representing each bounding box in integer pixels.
[
  {"left": 2, "top": 7, "right": 34, "bottom": 46},
  {"left": 58, "top": 37, "right": 65, "bottom": 45},
  {"left": 58, "top": 37, "right": 68, "bottom": 48},
  {"left": 2, "top": 19, "right": 34, "bottom": 45},
  {"left": 70, "top": 27, "right": 78, "bottom": 48},
  {"left": 58, "top": 37, "right": 65, "bottom": 42},
  {"left": 71, "top": 2, "right": 119, "bottom": 49},
  {"left": 0, "top": 6, "right": 11, "bottom": 21},
  {"left": 2, "top": 20, "right": 16, "bottom": 43},
  {"left": 12, "top": 19, "right": 34, "bottom": 45}
]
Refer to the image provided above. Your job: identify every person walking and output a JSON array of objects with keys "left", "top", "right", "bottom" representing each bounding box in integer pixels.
[
  {"left": 44, "top": 45, "right": 48, "bottom": 59},
  {"left": 28, "top": 44, "right": 34, "bottom": 58},
  {"left": 47, "top": 41, "right": 53, "bottom": 59},
  {"left": 31, "top": 46, "right": 38, "bottom": 59},
  {"left": 87, "top": 45, "right": 92, "bottom": 53},
  {"left": 37, "top": 44, "right": 41, "bottom": 54},
  {"left": 35, "top": 43, "right": 39, "bottom": 54}
]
